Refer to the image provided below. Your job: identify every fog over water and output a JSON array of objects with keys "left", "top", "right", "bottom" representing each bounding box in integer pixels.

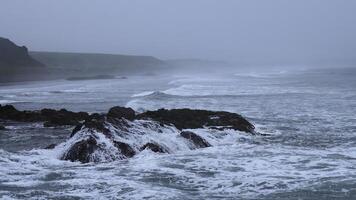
[{"left": 1, "top": 0, "right": 356, "bottom": 65}]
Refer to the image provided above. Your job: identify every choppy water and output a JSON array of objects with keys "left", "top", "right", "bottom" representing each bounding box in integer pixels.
[{"left": 1, "top": 67, "right": 356, "bottom": 199}]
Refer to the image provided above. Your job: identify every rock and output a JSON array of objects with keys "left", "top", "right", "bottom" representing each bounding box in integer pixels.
[
  {"left": 61, "top": 136, "right": 98, "bottom": 163},
  {"left": 0, "top": 105, "right": 43, "bottom": 122},
  {"left": 107, "top": 106, "right": 135, "bottom": 121},
  {"left": 70, "top": 113, "right": 111, "bottom": 138},
  {"left": 180, "top": 131, "right": 211, "bottom": 148},
  {"left": 139, "top": 143, "right": 168, "bottom": 153},
  {"left": 0, "top": 105, "right": 89, "bottom": 127},
  {"left": 42, "top": 108, "right": 89, "bottom": 127},
  {"left": 0, "top": 125, "right": 6, "bottom": 130},
  {"left": 113, "top": 141, "right": 136, "bottom": 158},
  {"left": 137, "top": 108, "right": 255, "bottom": 133},
  {"left": 44, "top": 144, "right": 56, "bottom": 149},
  {"left": 71, "top": 124, "right": 84, "bottom": 137}
]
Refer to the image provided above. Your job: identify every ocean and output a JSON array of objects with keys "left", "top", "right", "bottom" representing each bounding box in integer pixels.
[{"left": 0, "top": 67, "right": 356, "bottom": 199}]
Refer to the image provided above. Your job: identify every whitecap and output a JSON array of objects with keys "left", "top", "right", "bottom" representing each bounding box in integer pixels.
[
  {"left": 131, "top": 91, "right": 156, "bottom": 97},
  {"left": 0, "top": 100, "right": 20, "bottom": 104}
]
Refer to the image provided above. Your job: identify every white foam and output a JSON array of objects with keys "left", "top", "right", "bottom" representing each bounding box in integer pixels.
[
  {"left": 0, "top": 100, "right": 21, "bottom": 104},
  {"left": 131, "top": 91, "right": 156, "bottom": 97}
]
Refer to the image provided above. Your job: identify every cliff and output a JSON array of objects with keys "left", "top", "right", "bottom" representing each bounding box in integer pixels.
[{"left": 0, "top": 37, "right": 45, "bottom": 68}]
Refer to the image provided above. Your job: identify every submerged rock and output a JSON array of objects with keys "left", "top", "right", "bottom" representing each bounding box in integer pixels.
[
  {"left": 61, "top": 136, "right": 98, "bottom": 163},
  {"left": 113, "top": 141, "right": 136, "bottom": 158},
  {"left": 137, "top": 108, "right": 255, "bottom": 133},
  {"left": 180, "top": 131, "right": 211, "bottom": 148},
  {"left": 139, "top": 143, "right": 168, "bottom": 153},
  {"left": 45, "top": 144, "right": 56, "bottom": 149}
]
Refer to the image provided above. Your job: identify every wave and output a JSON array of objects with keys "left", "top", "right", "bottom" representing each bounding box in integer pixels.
[
  {"left": 54, "top": 118, "right": 254, "bottom": 163},
  {"left": 130, "top": 87, "right": 324, "bottom": 100},
  {"left": 131, "top": 91, "right": 156, "bottom": 97},
  {"left": 234, "top": 70, "right": 288, "bottom": 78},
  {"left": 2, "top": 123, "right": 355, "bottom": 199}
]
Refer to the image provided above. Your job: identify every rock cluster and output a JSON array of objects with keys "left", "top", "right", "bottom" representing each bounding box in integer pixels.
[
  {"left": 137, "top": 108, "right": 255, "bottom": 132},
  {"left": 0, "top": 104, "right": 89, "bottom": 127},
  {"left": 0, "top": 104, "right": 255, "bottom": 163}
]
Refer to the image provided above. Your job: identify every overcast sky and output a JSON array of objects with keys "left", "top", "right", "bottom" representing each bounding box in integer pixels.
[{"left": 0, "top": 0, "right": 355, "bottom": 64}]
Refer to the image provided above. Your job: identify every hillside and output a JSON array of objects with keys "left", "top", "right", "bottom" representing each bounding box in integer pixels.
[
  {"left": 30, "top": 52, "right": 165, "bottom": 76},
  {"left": 0, "top": 37, "right": 166, "bottom": 83},
  {"left": 0, "top": 37, "right": 45, "bottom": 68}
]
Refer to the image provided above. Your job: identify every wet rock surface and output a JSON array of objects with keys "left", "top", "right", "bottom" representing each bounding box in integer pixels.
[
  {"left": 0, "top": 105, "right": 89, "bottom": 127},
  {"left": 107, "top": 106, "right": 135, "bottom": 121},
  {"left": 140, "top": 143, "right": 168, "bottom": 153},
  {"left": 45, "top": 144, "right": 57, "bottom": 149},
  {"left": 1, "top": 104, "right": 256, "bottom": 163},
  {"left": 113, "top": 141, "right": 136, "bottom": 158},
  {"left": 180, "top": 131, "right": 211, "bottom": 148},
  {"left": 61, "top": 136, "right": 98, "bottom": 163},
  {"left": 137, "top": 108, "right": 255, "bottom": 133}
]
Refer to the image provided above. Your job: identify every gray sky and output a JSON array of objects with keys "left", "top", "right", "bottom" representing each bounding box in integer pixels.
[{"left": 1, "top": 0, "right": 355, "bottom": 64}]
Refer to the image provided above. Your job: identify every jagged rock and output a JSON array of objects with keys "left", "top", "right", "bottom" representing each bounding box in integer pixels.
[
  {"left": 137, "top": 108, "right": 255, "bottom": 133},
  {"left": 107, "top": 106, "right": 135, "bottom": 121},
  {"left": 139, "top": 143, "right": 168, "bottom": 153},
  {"left": 45, "top": 144, "right": 56, "bottom": 149},
  {"left": 70, "top": 113, "right": 110, "bottom": 137},
  {"left": 0, "top": 105, "right": 89, "bottom": 127},
  {"left": 113, "top": 141, "right": 136, "bottom": 158},
  {"left": 42, "top": 108, "right": 89, "bottom": 127},
  {"left": 61, "top": 136, "right": 98, "bottom": 163},
  {"left": 0, "top": 105, "right": 43, "bottom": 122},
  {"left": 71, "top": 124, "right": 84, "bottom": 137},
  {"left": 180, "top": 131, "right": 211, "bottom": 148}
]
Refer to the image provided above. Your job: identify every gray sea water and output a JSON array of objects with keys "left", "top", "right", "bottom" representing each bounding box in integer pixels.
[{"left": 0, "top": 67, "right": 356, "bottom": 199}]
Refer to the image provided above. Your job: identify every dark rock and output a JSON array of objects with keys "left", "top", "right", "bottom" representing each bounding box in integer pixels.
[
  {"left": 180, "top": 131, "right": 211, "bottom": 148},
  {"left": 137, "top": 108, "right": 255, "bottom": 133},
  {"left": 0, "top": 105, "right": 43, "bottom": 122},
  {"left": 42, "top": 108, "right": 89, "bottom": 127},
  {"left": 71, "top": 124, "right": 84, "bottom": 137},
  {"left": 0, "top": 125, "right": 6, "bottom": 130},
  {"left": 139, "top": 142, "right": 168, "bottom": 153},
  {"left": 107, "top": 106, "right": 135, "bottom": 121},
  {"left": 0, "top": 105, "right": 89, "bottom": 127},
  {"left": 70, "top": 113, "right": 110, "bottom": 138},
  {"left": 82, "top": 113, "right": 108, "bottom": 132},
  {"left": 45, "top": 144, "right": 56, "bottom": 149},
  {"left": 61, "top": 136, "right": 98, "bottom": 163},
  {"left": 113, "top": 141, "right": 136, "bottom": 158}
]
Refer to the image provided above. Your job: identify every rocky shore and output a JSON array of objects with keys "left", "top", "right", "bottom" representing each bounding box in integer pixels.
[{"left": 0, "top": 104, "right": 256, "bottom": 163}]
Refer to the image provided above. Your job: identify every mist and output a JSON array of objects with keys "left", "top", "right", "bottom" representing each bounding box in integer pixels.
[{"left": 1, "top": 0, "right": 356, "bottom": 67}]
